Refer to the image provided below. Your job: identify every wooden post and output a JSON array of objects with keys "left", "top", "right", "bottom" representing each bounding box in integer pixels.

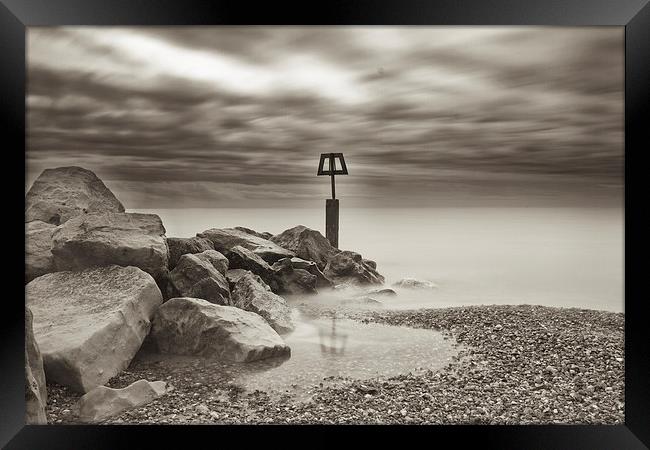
[
  {"left": 326, "top": 198, "right": 339, "bottom": 248},
  {"left": 317, "top": 152, "right": 347, "bottom": 249}
]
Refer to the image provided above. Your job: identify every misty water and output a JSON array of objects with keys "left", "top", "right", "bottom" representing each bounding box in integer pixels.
[{"left": 135, "top": 206, "right": 623, "bottom": 312}]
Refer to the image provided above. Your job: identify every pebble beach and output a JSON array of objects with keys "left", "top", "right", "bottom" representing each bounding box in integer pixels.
[{"left": 45, "top": 304, "right": 624, "bottom": 425}]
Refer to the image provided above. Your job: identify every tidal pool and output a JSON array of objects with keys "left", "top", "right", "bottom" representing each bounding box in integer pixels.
[{"left": 135, "top": 311, "right": 460, "bottom": 402}]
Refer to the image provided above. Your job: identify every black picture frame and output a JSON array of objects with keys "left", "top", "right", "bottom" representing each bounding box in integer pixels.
[{"left": 2, "top": 0, "right": 648, "bottom": 448}]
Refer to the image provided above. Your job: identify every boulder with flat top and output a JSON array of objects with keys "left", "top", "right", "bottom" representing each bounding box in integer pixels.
[
  {"left": 26, "top": 265, "right": 163, "bottom": 393},
  {"left": 51, "top": 212, "right": 169, "bottom": 281},
  {"left": 149, "top": 297, "right": 290, "bottom": 362}
]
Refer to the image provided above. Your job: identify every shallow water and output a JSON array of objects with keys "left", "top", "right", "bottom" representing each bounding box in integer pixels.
[{"left": 136, "top": 311, "right": 459, "bottom": 401}]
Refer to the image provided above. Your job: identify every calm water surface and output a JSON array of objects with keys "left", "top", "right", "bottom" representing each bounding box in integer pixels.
[{"left": 133, "top": 206, "right": 623, "bottom": 312}]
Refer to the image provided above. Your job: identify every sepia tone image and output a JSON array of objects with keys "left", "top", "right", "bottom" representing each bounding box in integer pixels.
[{"left": 25, "top": 26, "right": 624, "bottom": 425}]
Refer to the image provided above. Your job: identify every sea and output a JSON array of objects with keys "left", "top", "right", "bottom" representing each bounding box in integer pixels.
[{"left": 131, "top": 207, "right": 624, "bottom": 313}]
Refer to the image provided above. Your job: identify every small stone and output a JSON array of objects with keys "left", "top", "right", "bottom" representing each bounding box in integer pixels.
[{"left": 196, "top": 404, "right": 210, "bottom": 415}]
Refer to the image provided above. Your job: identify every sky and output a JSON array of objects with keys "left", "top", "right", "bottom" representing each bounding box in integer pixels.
[{"left": 26, "top": 27, "right": 624, "bottom": 208}]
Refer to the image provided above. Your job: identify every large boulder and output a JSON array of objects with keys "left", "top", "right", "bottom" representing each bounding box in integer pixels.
[
  {"left": 197, "top": 228, "right": 293, "bottom": 264},
  {"left": 26, "top": 166, "right": 125, "bottom": 225},
  {"left": 166, "top": 236, "right": 214, "bottom": 269},
  {"left": 79, "top": 379, "right": 168, "bottom": 422},
  {"left": 271, "top": 258, "right": 318, "bottom": 295},
  {"left": 51, "top": 212, "right": 169, "bottom": 281},
  {"left": 26, "top": 265, "right": 163, "bottom": 393},
  {"left": 223, "top": 245, "right": 280, "bottom": 292},
  {"left": 231, "top": 271, "right": 295, "bottom": 334},
  {"left": 169, "top": 253, "right": 230, "bottom": 305},
  {"left": 25, "top": 220, "right": 57, "bottom": 283},
  {"left": 25, "top": 307, "right": 47, "bottom": 424},
  {"left": 324, "top": 250, "right": 385, "bottom": 286},
  {"left": 271, "top": 225, "right": 339, "bottom": 270},
  {"left": 150, "top": 297, "right": 290, "bottom": 362}
]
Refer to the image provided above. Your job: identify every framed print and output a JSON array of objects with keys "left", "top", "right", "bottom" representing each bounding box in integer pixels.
[{"left": 2, "top": 0, "right": 649, "bottom": 448}]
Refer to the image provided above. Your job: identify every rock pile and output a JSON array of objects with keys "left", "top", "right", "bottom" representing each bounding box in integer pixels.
[{"left": 24, "top": 166, "right": 387, "bottom": 423}]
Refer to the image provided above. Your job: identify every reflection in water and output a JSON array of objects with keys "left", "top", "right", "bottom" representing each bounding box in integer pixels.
[
  {"left": 230, "top": 311, "right": 459, "bottom": 401},
  {"left": 318, "top": 314, "right": 348, "bottom": 355}
]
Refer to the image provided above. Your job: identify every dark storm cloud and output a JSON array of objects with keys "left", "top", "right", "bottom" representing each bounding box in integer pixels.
[{"left": 27, "top": 27, "right": 623, "bottom": 207}]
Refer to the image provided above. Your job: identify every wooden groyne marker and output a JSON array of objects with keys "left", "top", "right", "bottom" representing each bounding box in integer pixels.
[{"left": 317, "top": 153, "right": 348, "bottom": 249}]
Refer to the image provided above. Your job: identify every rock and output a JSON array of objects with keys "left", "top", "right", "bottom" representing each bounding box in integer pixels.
[
  {"left": 150, "top": 297, "right": 290, "bottom": 362},
  {"left": 234, "top": 226, "right": 273, "bottom": 240},
  {"left": 197, "top": 228, "right": 293, "bottom": 264},
  {"left": 271, "top": 225, "right": 339, "bottom": 270},
  {"left": 288, "top": 257, "right": 333, "bottom": 288},
  {"left": 25, "top": 307, "right": 47, "bottom": 424},
  {"left": 79, "top": 379, "right": 167, "bottom": 422},
  {"left": 166, "top": 236, "right": 214, "bottom": 269},
  {"left": 26, "top": 265, "right": 163, "bottom": 392},
  {"left": 195, "top": 403, "right": 210, "bottom": 415},
  {"left": 169, "top": 253, "right": 231, "bottom": 305},
  {"left": 271, "top": 258, "right": 318, "bottom": 295},
  {"left": 25, "top": 220, "right": 57, "bottom": 282},
  {"left": 51, "top": 212, "right": 169, "bottom": 281},
  {"left": 223, "top": 245, "right": 280, "bottom": 292},
  {"left": 25, "top": 166, "right": 125, "bottom": 225},
  {"left": 231, "top": 271, "right": 295, "bottom": 334},
  {"left": 392, "top": 278, "right": 438, "bottom": 290},
  {"left": 194, "top": 249, "right": 229, "bottom": 275},
  {"left": 324, "top": 251, "right": 385, "bottom": 286}
]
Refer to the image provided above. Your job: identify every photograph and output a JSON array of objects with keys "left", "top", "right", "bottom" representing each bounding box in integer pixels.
[{"left": 24, "top": 26, "right": 625, "bottom": 426}]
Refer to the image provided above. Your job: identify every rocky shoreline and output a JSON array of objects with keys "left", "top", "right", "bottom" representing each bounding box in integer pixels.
[{"left": 45, "top": 304, "right": 624, "bottom": 425}]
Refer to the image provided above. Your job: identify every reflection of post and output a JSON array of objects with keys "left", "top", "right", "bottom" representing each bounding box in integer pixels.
[
  {"left": 325, "top": 198, "right": 339, "bottom": 249},
  {"left": 318, "top": 314, "right": 348, "bottom": 355}
]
